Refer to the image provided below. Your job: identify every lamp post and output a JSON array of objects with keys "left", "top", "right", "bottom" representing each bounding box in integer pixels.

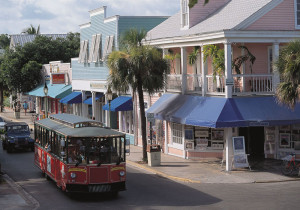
[
  {"left": 43, "top": 82, "right": 48, "bottom": 118},
  {"left": 106, "top": 86, "right": 113, "bottom": 128}
]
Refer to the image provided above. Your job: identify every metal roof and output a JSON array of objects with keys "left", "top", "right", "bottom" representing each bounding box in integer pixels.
[
  {"left": 146, "top": 0, "right": 275, "bottom": 41},
  {"left": 5, "top": 122, "right": 29, "bottom": 126},
  {"left": 36, "top": 114, "right": 124, "bottom": 138},
  {"left": 10, "top": 34, "right": 68, "bottom": 47}
]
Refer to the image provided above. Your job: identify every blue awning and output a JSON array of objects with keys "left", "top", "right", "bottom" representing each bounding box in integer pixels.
[
  {"left": 146, "top": 93, "right": 300, "bottom": 128},
  {"left": 103, "top": 96, "right": 133, "bottom": 112},
  {"left": 28, "top": 81, "right": 72, "bottom": 99},
  {"left": 83, "top": 93, "right": 104, "bottom": 105},
  {"left": 59, "top": 92, "right": 82, "bottom": 104}
]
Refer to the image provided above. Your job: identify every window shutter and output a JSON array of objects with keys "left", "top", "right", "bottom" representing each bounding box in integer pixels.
[
  {"left": 93, "top": 34, "right": 102, "bottom": 63},
  {"left": 81, "top": 40, "right": 89, "bottom": 63},
  {"left": 78, "top": 41, "right": 84, "bottom": 63},
  {"left": 107, "top": 35, "right": 114, "bottom": 55},
  {"left": 88, "top": 35, "right": 97, "bottom": 63},
  {"left": 102, "top": 36, "right": 110, "bottom": 60}
]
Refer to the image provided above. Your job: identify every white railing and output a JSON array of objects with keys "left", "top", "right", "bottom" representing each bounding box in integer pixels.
[
  {"left": 186, "top": 74, "right": 202, "bottom": 92},
  {"left": 166, "top": 74, "right": 182, "bottom": 92},
  {"left": 206, "top": 75, "right": 225, "bottom": 95},
  {"left": 233, "top": 74, "right": 274, "bottom": 95}
]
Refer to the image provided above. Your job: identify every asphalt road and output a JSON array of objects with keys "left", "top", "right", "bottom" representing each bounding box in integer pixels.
[{"left": 1, "top": 145, "right": 300, "bottom": 210}]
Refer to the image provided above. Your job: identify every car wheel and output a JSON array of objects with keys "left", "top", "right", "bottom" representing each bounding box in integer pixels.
[{"left": 2, "top": 143, "right": 6, "bottom": 150}]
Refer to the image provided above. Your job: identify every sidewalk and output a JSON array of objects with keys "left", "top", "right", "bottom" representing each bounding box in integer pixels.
[{"left": 0, "top": 109, "right": 300, "bottom": 209}]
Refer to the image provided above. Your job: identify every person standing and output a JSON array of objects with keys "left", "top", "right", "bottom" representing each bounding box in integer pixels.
[{"left": 23, "top": 101, "right": 28, "bottom": 115}]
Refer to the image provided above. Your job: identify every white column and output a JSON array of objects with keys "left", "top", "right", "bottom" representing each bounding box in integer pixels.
[
  {"left": 105, "top": 96, "right": 110, "bottom": 127},
  {"left": 163, "top": 48, "right": 168, "bottom": 93},
  {"left": 119, "top": 111, "right": 122, "bottom": 132},
  {"left": 129, "top": 111, "right": 133, "bottom": 134},
  {"left": 125, "top": 111, "right": 129, "bottom": 133},
  {"left": 201, "top": 45, "right": 207, "bottom": 96},
  {"left": 92, "top": 92, "right": 96, "bottom": 119},
  {"left": 181, "top": 47, "right": 187, "bottom": 94},
  {"left": 164, "top": 121, "right": 168, "bottom": 154},
  {"left": 36, "top": 96, "right": 39, "bottom": 115},
  {"left": 224, "top": 42, "right": 233, "bottom": 98},
  {"left": 273, "top": 42, "right": 280, "bottom": 91},
  {"left": 225, "top": 127, "right": 233, "bottom": 171},
  {"left": 81, "top": 91, "right": 88, "bottom": 117}
]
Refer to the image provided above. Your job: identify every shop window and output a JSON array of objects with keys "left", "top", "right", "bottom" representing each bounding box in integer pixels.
[
  {"left": 78, "top": 40, "right": 89, "bottom": 63},
  {"left": 102, "top": 35, "right": 114, "bottom": 60},
  {"left": 193, "top": 127, "right": 224, "bottom": 150},
  {"left": 172, "top": 123, "right": 183, "bottom": 145},
  {"left": 277, "top": 125, "right": 300, "bottom": 149}
]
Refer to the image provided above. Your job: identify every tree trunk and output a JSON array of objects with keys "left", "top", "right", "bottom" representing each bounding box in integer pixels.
[
  {"left": 0, "top": 83, "right": 3, "bottom": 112},
  {"left": 137, "top": 81, "right": 147, "bottom": 161}
]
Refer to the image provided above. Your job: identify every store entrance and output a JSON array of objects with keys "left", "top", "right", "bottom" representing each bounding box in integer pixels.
[{"left": 239, "top": 127, "right": 265, "bottom": 159}]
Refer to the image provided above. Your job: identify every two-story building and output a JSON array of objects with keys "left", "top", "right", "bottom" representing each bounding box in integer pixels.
[
  {"left": 70, "top": 6, "right": 168, "bottom": 143},
  {"left": 142, "top": 0, "right": 300, "bottom": 171},
  {"left": 28, "top": 61, "right": 72, "bottom": 119}
]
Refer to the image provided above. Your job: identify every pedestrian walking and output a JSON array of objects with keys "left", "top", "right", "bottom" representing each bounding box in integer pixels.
[{"left": 23, "top": 101, "right": 28, "bottom": 115}]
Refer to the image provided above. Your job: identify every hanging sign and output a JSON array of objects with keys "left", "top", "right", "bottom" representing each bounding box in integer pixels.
[{"left": 52, "top": 74, "right": 65, "bottom": 84}]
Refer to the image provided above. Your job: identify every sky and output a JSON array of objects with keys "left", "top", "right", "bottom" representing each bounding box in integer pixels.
[{"left": 0, "top": 0, "right": 180, "bottom": 35}]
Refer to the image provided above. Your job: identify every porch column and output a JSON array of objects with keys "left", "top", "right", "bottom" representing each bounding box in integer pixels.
[
  {"left": 125, "top": 111, "right": 129, "bottom": 133},
  {"left": 36, "top": 96, "right": 39, "bottom": 115},
  {"left": 273, "top": 42, "right": 280, "bottom": 91},
  {"left": 163, "top": 48, "right": 168, "bottom": 93},
  {"left": 181, "top": 47, "right": 187, "bottom": 94},
  {"left": 224, "top": 41, "right": 233, "bottom": 98},
  {"left": 118, "top": 111, "right": 122, "bottom": 132},
  {"left": 225, "top": 127, "right": 233, "bottom": 171},
  {"left": 92, "top": 92, "right": 96, "bottom": 119},
  {"left": 81, "top": 91, "right": 88, "bottom": 118},
  {"left": 129, "top": 111, "right": 133, "bottom": 134},
  {"left": 201, "top": 45, "right": 207, "bottom": 96}
]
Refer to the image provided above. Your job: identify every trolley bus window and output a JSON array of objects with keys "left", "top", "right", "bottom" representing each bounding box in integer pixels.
[{"left": 67, "top": 138, "right": 87, "bottom": 164}]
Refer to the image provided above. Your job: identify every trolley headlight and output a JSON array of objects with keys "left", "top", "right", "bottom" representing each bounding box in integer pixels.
[
  {"left": 70, "top": 173, "right": 76, "bottom": 179},
  {"left": 119, "top": 171, "right": 125, "bottom": 177}
]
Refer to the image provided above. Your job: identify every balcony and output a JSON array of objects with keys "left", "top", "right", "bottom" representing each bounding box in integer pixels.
[
  {"left": 166, "top": 73, "right": 275, "bottom": 96},
  {"left": 166, "top": 74, "right": 182, "bottom": 92}
]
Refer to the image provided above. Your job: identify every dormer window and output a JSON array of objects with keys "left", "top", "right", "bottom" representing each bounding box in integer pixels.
[
  {"left": 295, "top": 0, "right": 300, "bottom": 28},
  {"left": 181, "top": 0, "right": 189, "bottom": 29}
]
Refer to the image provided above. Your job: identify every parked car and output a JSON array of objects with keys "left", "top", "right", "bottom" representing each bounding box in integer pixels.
[
  {"left": 0, "top": 117, "right": 6, "bottom": 131},
  {"left": 2, "top": 122, "right": 34, "bottom": 152}
]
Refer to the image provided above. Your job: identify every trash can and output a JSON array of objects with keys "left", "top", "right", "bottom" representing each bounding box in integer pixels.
[{"left": 147, "top": 145, "right": 161, "bottom": 167}]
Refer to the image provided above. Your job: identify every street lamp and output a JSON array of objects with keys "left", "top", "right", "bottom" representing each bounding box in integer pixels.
[
  {"left": 106, "top": 86, "right": 113, "bottom": 128},
  {"left": 43, "top": 82, "right": 48, "bottom": 118}
]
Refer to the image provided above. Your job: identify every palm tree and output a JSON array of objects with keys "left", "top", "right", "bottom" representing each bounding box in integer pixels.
[
  {"left": 275, "top": 40, "right": 300, "bottom": 109},
  {"left": 22, "top": 24, "right": 40, "bottom": 35},
  {"left": 107, "top": 29, "right": 169, "bottom": 161}
]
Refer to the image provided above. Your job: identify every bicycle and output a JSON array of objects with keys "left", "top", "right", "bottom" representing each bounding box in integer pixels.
[{"left": 281, "top": 153, "right": 300, "bottom": 176}]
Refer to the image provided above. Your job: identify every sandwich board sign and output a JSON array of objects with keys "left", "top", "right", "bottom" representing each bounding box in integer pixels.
[{"left": 232, "top": 136, "right": 250, "bottom": 169}]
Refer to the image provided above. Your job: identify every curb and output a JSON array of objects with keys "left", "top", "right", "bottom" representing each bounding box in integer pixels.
[
  {"left": 127, "top": 160, "right": 201, "bottom": 184},
  {"left": 253, "top": 178, "right": 300, "bottom": 184},
  {"left": 2, "top": 174, "right": 40, "bottom": 210}
]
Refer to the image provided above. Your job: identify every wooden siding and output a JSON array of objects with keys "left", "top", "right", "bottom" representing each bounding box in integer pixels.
[
  {"left": 246, "top": 0, "right": 297, "bottom": 31},
  {"left": 118, "top": 17, "right": 168, "bottom": 37},
  {"left": 189, "top": 0, "right": 230, "bottom": 28},
  {"left": 72, "top": 12, "right": 117, "bottom": 80}
]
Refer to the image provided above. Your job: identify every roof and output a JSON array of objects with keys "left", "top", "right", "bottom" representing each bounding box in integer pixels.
[
  {"left": 10, "top": 34, "right": 68, "bottom": 47},
  {"left": 36, "top": 114, "right": 124, "bottom": 137},
  {"left": 146, "top": 0, "right": 277, "bottom": 41},
  {"left": 5, "top": 122, "right": 28, "bottom": 126}
]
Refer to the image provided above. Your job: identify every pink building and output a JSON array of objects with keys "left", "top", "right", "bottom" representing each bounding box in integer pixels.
[{"left": 136, "top": 0, "right": 300, "bottom": 171}]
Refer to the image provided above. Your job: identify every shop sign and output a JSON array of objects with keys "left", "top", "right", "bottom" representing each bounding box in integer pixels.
[
  {"left": 249, "top": 121, "right": 269, "bottom": 127},
  {"left": 90, "top": 83, "right": 106, "bottom": 89},
  {"left": 45, "top": 75, "right": 50, "bottom": 81},
  {"left": 147, "top": 113, "right": 155, "bottom": 123},
  {"left": 52, "top": 74, "right": 65, "bottom": 84}
]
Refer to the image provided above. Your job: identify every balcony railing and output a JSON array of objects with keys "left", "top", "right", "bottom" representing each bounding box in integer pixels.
[
  {"left": 166, "top": 73, "right": 275, "bottom": 96},
  {"left": 232, "top": 74, "right": 274, "bottom": 95},
  {"left": 186, "top": 74, "right": 202, "bottom": 92},
  {"left": 166, "top": 74, "right": 182, "bottom": 92}
]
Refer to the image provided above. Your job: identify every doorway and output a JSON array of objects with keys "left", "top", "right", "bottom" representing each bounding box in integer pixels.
[{"left": 239, "top": 127, "right": 265, "bottom": 159}]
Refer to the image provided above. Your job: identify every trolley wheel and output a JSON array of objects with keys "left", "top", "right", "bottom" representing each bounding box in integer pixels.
[
  {"left": 109, "top": 191, "right": 119, "bottom": 198},
  {"left": 281, "top": 161, "right": 294, "bottom": 176}
]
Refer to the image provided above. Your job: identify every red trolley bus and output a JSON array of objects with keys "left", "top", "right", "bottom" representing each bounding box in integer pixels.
[{"left": 34, "top": 114, "right": 127, "bottom": 194}]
